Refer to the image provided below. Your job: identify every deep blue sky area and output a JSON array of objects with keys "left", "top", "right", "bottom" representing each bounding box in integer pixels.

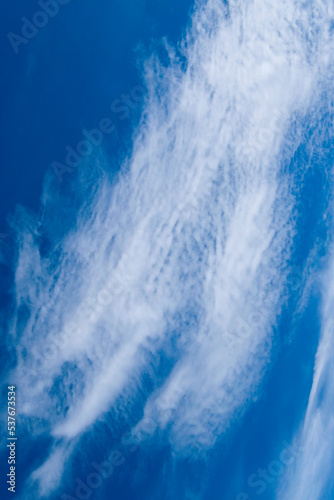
[{"left": 0, "top": 0, "right": 193, "bottom": 235}]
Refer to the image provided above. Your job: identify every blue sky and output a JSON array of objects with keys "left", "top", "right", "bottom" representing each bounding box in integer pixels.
[{"left": 1, "top": 1, "right": 334, "bottom": 499}]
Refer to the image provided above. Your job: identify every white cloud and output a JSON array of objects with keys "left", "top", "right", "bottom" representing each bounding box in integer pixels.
[{"left": 278, "top": 247, "right": 334, "bottom": 500}]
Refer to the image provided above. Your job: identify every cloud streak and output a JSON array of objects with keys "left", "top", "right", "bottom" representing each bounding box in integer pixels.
[{"left": 278, "top": 234, "right": 334, "bottom": 500}]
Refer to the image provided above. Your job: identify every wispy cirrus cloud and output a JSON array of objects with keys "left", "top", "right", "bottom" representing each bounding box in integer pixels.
[
  {"left": 278, "top": 235, "right": 334, "bottom": 500},
  {"left": 5, "top": 0, "right": 334, "bottom": 497}
]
